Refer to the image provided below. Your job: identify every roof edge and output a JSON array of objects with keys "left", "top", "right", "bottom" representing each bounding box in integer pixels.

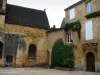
[
  {"left": 64, "top": 1, "right": 84, "bottom": 11},
  {"left": 44, "top": 11, "right": 50, "bottom": 29},
  {"left": 7, "top": 3, "right": 45, "bottom": 12},
  {"left": 47, "top": 28, "right": 64, "bottom": 33}
]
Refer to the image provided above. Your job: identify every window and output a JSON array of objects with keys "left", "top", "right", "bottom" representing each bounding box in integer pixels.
[
  {"left": 85, "top": 20, "right": 93, "bottom": 40},
  {"left": 67, "top": 32, "right": 72, "bottom": 43},
  {"left": 86, "top": 1, "right": 92, "bottom": 13},
  {"left": 28, "top": 44, "right": 36, "bottom": 60},
  {"left": 69, "top": 8, "right": 75, "bottom": 20}
]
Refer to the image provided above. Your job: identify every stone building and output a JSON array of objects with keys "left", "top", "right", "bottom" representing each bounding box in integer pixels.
[
  {"left": 48, "top": 0, "right": 100, "bottom": 72},
  {"left": 0, "top": 0, "right": 100, "bottom": 72},
  {"left": 0, "top": 0, "right": 50, "bottom": 67},
  {"left": 64, "top": 0, "right": 100, "bottom": 72}
]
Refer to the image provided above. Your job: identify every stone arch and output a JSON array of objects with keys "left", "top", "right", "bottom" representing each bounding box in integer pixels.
[
  {"left": 86, "top": 52, "right": 95, "bottom": 72},
  {"left": 51, "top": 38, "right": 64, "bottom": 67},
  {"left": 28, "top": 44, "right": 37, "bottom": 60},
  {"left": 0, "top": 41, "right": 3, "bottom": 59},
  {"left": 54, "top": 38, "right": 64, "bottom": 44}
]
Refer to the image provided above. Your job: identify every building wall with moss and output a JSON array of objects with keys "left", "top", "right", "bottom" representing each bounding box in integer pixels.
[
  {"left": 0, "top": 18, "right": 49, "bottom": 67},
  {"left": 65, "top": 0, "right": 100, "bottom": 71}
]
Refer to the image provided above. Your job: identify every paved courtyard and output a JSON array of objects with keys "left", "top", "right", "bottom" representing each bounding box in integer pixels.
[{"left": 0, "top": 68, "right": 99, "bottom": 75}]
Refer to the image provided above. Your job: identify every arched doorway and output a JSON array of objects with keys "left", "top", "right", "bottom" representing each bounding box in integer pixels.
[
  {"left": 28, "top": 44, "right": 36, "bottom": 60},
  {"left": 86, "top": 52, "right": 95, "bottom": 72},
  {"left": 0, "top": 41, "right": 3, "bottom": 59}
]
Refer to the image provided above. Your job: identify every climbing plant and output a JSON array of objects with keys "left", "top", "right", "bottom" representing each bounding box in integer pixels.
[
  {"left": 64, "top": 20, "right": 81, "bottom": 40},
  {"left": 51, "top": 42, "right": 73, "bottom": 68},
  {"left": 85, "top": 10, "right": 100, "bottom": 19}
]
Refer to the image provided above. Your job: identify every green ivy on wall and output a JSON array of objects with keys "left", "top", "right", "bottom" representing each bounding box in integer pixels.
[
  {"left": 85, "top": 10, "right": 100, "bottom": 19},
  {"left": 51, "top": 42, "right": 73, "bottom": 68},
  {"left": 64, "top": 20, "right": 81, "bottom": 40}
]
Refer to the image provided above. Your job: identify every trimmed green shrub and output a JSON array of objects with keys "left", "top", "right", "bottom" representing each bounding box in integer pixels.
[
  {"left": 60, "top": 45, "right": 73, "bottom": 68},
  {"left": 51, "top": 42, "right": 73, "bottom": 68}
]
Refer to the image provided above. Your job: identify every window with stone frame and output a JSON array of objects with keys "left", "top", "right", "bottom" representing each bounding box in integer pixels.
[
  {"left": 69, "top": 8, "right": 75, "bottom": 20},
  {"left": 28, "top": 44, "right": 36, "bottom": 60},
  {"left": 67, "top": 32, "right": 72, "bottom": 43},
  {"left": 86, "top": 1, "right": 92, "bottom": 13}
]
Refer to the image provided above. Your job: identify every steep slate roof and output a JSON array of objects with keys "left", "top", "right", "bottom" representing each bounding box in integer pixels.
[
  {"left": 60, "top": 17, "right": 66, "bottom": 28},
  {"left": 5, "top": 4, "right": 50, "bottom": 30},
  {"left": 64, "top": 0, "right": 84, "bottom": 11}
]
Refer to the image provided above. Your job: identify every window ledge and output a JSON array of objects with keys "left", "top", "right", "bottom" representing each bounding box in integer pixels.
[
  {"left": 28, "top": 59, "right": 36, "bottom": 62},
  {"left": 65, "top": 42, "right": 72, "bottom": 45},
  {"left": 70, "top": 17, "right": 75, "bottom": 20}
]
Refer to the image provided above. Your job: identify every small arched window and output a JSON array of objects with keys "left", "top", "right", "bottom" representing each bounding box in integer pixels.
[
  {"left": 0, "top": 41, "right": 3, "bottom": 58},
  {"left": 28, "top": 44, "right": 36, "bottom": 60}
]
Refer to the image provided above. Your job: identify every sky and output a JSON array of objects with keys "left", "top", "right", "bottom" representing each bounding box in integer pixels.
[{"left": 7, "top": 0, "right": 80, "bottom": 28}]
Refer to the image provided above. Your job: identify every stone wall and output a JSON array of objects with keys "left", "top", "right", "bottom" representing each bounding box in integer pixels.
[
  {"left": 65, "top": 0, "right": 100, "bottom": 71},
  {"left": 5, "top": 24, "right": 48, "bottom": 67},
  {"left": 0, "top": 33, "right": 5, "bottom": 66},
  {"left": 0, "top": 15, "right": 5, "bottom": 31},
  {"left": 47, "top": 29, "right": 65, "bottom": 64}
]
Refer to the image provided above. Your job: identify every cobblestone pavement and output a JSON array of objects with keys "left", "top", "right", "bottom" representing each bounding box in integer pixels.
[{"left": 0, "top": 68, "right": 99, "bottom": 75}]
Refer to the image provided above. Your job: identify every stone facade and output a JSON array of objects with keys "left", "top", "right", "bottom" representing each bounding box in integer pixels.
[
  {"left": 47, "top": 29, "right": 65, "bottom": 64},
  {"left": 0, "top": 0, "right": 100, "bottom": 72},
  {"left": 0, "top": 22, "right": 49, "bottom": 67},
  {"left": 5, "top": 24, "right": 48, "bottom": 67},
  {"left": 64, "top": 0, "right": 100, "bottom": 72}
]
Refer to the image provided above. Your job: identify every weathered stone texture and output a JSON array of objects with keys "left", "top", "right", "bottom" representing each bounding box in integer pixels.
[
  {"left": 47, "top": 29, "right": 65, "bottom": 64},
  {"left": 0, "top": 15, "right": 5, "bottom": 31},
  {"left": 4, "top": 24, "right": 48, "bottom": 67},
  {"left": 65, "top": 0, "right": 100, "bottom": 72}
]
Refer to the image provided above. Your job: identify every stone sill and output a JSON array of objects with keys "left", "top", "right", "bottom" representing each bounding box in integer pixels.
[{"left": 28, "top": 60, "right": 36, "bottom": 62}]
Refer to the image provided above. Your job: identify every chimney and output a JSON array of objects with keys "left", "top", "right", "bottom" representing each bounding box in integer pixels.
[{"left": 44, "top": 9, "right": 46, "bottom": 12}]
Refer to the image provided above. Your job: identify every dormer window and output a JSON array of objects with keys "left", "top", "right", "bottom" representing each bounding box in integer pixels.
[
  {"left": 69, "top": 8, "right": 75, "bottom": 20},
  {"left": 86, "top": 1, "right": 92, "bottom": 13}
]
